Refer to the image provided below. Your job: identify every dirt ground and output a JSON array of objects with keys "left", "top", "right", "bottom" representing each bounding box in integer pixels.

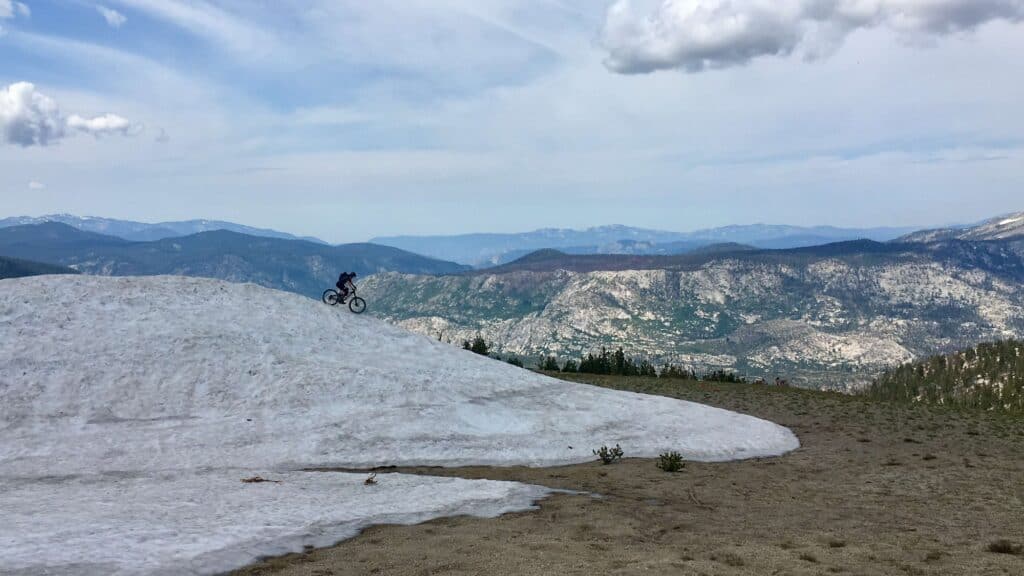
[{"left": 233, "top": 375, "right": 1024, "bottom": 576}]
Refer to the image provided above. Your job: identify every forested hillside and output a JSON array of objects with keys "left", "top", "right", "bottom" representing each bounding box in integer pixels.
[{"left": 866, "top": 340, "right": 1024, "bottom": 412}]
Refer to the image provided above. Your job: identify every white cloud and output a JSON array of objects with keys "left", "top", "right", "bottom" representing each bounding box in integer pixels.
[
  {"left": 1, "top": 82, "right": 66, "bottom": 146},
  {"left": 1, "top": 82, "right": 137, "bottom": 146},
  {"left": 97, "top": 5, "right": 127, "bottom": 28},
  {"left": 601, "top": 0, "right": 1024, "bottom": 74},
  {"left": 67, "top": 112, "right": 135, "bottom": 137},
  {"left": 28, "top": 180, "right": 45, "bottom": 190},
  {"left": 1, "top": 0, "right": 30, "bottom": 19}
]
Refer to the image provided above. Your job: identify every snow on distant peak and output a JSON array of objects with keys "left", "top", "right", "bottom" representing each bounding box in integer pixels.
[
  {"left": 998, "top": 216, "right": 1023, "bottom": 227},
  {"left": 0, "top": 275, "right": 798, "bottom": 575}
]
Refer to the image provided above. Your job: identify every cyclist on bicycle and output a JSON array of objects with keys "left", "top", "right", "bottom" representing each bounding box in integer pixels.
[{"left": 336, "top": 271, "right": 357, "bottom": 301}]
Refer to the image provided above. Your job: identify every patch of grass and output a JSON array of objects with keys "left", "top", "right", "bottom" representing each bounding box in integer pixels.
[
  {"left": 923, "top": 551, "right": 943, "bottom": 562},
  {"left": 827, "top": 539, "right": 847, "bottom": 548}
]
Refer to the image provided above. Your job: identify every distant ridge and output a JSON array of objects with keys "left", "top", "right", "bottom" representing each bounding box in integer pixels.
[
  {"left": 898, "top": 211, "right": 1024, "bottom": 243},
  {"left": 477, "top": 239, "right": 950, "bottom": 275},
  {"left": 373, "top": 223, "right": 918, "bottom": 267},
  {"left": 0, "top": 222, "right": 469, "bottom": 298},
  {"left": 0, "top": 214, "right": 328, "bottom": 244}
]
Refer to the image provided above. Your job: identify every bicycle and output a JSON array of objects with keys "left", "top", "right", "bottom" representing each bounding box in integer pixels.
[{"left": 322, "top": 286, "right": 367, "bottom": 314}]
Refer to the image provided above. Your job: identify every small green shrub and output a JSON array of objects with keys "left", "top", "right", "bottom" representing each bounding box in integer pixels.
[
  {"left": 657, "top": 451, "right": 685, "bottom": 472},
  {"left": 593, "top": 444, "right": 623, "bottom": 464}
]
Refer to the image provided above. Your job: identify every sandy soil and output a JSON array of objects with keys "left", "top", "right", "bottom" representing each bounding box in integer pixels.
[{"left": 233, "top": 376, "right": 1024, "bottom": 576}]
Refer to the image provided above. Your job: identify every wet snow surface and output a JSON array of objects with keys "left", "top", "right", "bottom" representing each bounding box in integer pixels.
[{"left": 0, "top": 276, "right": 799, "bottom": 575}]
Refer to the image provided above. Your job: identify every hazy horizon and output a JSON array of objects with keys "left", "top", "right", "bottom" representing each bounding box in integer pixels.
[
  {"left": 2, "top": 208, "right": 988, "bottom": 246},
  {"left": 3, "top": 1, "right": 1023, "bottom": 243}
]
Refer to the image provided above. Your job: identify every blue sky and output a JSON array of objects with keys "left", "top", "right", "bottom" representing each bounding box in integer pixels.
[{"left": 2, "top": 0, "right": 1023, "bottom": 243}]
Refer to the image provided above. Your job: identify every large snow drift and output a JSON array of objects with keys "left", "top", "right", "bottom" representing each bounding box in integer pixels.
[{"left": 0, "top": 275, "right": 798, "bottom": 575}]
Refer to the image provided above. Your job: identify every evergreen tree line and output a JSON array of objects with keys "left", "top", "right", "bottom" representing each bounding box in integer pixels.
[
  {"left": 865, "top": 339, "right": 1024, "bottom": 412},
  {"left": 462, "top": 336, "right": 748, "bottom": 382},
  {"left": 546, "top": 348, "right": 750, "bottom": 382}
]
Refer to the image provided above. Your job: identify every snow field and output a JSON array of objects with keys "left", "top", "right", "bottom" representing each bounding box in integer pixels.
[{"left": 0, "top": 275, "right": 799, "bottom": 575}]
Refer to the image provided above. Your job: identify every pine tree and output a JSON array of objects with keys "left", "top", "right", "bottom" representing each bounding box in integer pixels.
[
  {"left": 469, "top": 336, "right": 490, "bottom": 356},
  {"left": 539, "top": 356, "right": 561, "bottom": 371}
]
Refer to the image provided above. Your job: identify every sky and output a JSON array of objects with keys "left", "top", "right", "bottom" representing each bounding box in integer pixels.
[{"left": 1, "top": 0, "right": 1023, "bottom": 243}]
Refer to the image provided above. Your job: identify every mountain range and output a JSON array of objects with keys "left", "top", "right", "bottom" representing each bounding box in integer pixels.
[
  {"left": 364, "top": 211, "right": 1024, "bottom": 388},
  {"left": 0, "top": 214, "right": 328, "bottom": 244},
  {"left": 371, "top": 223, "right": 920, "bottom": 267},
  {"left": 5, "top": 209, "right": 1024, "bottom": 388},
  {"left": 0, "top": 222, "right": 467, "bottom": 298}
]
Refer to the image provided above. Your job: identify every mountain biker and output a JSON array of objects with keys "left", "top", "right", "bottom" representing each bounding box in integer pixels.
[{"left": 336, "top": 271, "right": 357, "bottom": 301}]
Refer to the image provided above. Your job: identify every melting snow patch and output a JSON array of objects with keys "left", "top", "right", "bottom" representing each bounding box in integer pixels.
[
  {"left": 1, "top": 275, "right": 799, "bottom": 575},
  {"left": 0, "top": 470, "right": 550, "bottom": 576}
]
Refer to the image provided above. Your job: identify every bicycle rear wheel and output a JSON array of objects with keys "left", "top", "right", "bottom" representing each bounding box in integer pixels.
[
  {"left": 349, "top": 296, "right": 367, "bottom": 314},
  {"left": 322, "top": 289, "right": 340, "bottom": 306}
]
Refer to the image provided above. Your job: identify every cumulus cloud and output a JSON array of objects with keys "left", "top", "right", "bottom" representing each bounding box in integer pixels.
[
  {"left": 97, "top": 5, "right": 127, "bottom": 28},
  {"left": 67, "top": 113, "right": 134, "bottom": 136},
  {"left": 601, "top": 0, "right": 1024, "bottom": 74},
  {"left": 1, "top": 82, "right": 66, "bottom": 146},
  {"left": 1, "top": 82, "right": 137, "bottom": 146}
]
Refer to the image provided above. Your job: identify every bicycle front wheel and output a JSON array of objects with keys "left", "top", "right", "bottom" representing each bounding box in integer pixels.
[
  {"left": 349, "top": 296, "right": 367, "bottom": 314},
  {"left": 322, "top": 289, "right": 340, "bottom": 306}
]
